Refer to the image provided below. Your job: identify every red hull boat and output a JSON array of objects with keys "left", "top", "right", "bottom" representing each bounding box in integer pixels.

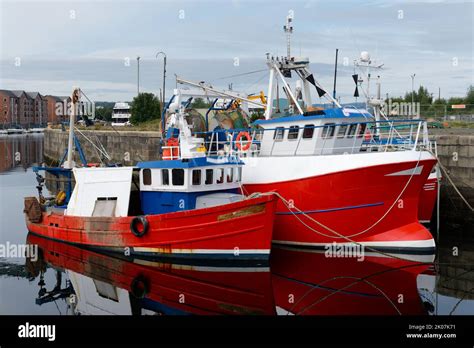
[
  {"left": 418, "top": 171, "right": 438, "bottom": 224},
  {"left": 243, "top": 153, "right": 437, "bottom": 253},
  {"left": 26, "top": 193, "right": 276, "bottom": 261}
]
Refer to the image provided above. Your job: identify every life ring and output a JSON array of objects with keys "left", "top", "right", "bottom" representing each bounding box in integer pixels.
[
  {"left": 235, "top": 131, "right": 252, "bottom": 151},
  {"left": 130, "top": 275, "right": 150, "bottom": 299},
  {"left": 130, "top": 216, "right": 149, "bottom": 237},
  {"left": 364, "top": 129, "right": 372, "bottom": 141}
]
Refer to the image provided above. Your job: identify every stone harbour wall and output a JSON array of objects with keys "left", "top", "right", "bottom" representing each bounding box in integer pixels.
[{"left": 43, "top": 128, "right": 162, "bottom": 166}]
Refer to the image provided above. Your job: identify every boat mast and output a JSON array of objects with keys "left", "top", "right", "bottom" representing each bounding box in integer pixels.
[
  {"left": 264, "top": 14, "right": 342, "bottom": 119},
  {"left": 64, "top": 87, "right": 80, "bottom": 169}
]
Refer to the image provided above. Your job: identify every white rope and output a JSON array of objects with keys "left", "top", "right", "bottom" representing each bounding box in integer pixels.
[
  {"left": 246, "top": 149, "right": 432, "bottom": 262},
  {"left": 433, "top": 154, "right": 474, "bottom": 212}
]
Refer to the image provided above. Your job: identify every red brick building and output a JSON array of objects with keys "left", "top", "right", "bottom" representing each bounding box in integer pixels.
[
  {"left": 45, "top": 95, "right": 71, "bottom": 124},
  {"left": 0, "top": 89, "right": 67, "bottom": 128}
]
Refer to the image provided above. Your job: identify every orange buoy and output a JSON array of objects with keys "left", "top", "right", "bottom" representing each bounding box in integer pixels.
[{"left": 235, "top": 131, "right": 252, "bottom": 151}]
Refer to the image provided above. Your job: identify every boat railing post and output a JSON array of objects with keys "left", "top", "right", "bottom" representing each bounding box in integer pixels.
[
  {"left": 269, "top": 128, "right": 277, "bottom": 156},
  {"left": 412, "top": 120, "right": 421, "bottom": 151},
  {"left": 294, "top": 128, "right": 303, "bottom": 155},
  {"left": 351, "top": 126, "right": 358, "bottom": 154}
]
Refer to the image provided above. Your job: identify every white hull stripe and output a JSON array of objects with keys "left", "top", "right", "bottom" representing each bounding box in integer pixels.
[
  {"left": 242, "top": 151, "right": 435, "bottom": 184},
  {"left": 385, "top": 165, "right": 424, "bottom": 176}
]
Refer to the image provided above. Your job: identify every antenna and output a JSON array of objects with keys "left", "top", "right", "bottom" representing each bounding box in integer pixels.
[{"left": 283, "top": 14, "right": 293, "bottom": 60}]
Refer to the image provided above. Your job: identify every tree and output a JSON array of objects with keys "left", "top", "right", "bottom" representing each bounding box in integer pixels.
[
  {"left": 448, "top": 97, "right": 464, "bottom": 105},
  {"left": 95, "top": 106, "right": 113, "bottom": 121},
  {"left": 190, "top": 98, "right": 211, "bottom": 109},
  {"left": 404, "top": 86, "right": 433, "bottom": 105},
  {"left": 464, "top": 85, "right": 474, "bottom": 105},
  {"left": 130, "top": 93, "right": 161, "bottom": 124}
]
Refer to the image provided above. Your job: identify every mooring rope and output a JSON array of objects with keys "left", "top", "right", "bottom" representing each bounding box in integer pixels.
[
  {"left": 431, "top": 152, "right": 474, "bottom": 212},
  {"left": 245, "top": 146, "right": 427, "bottom": 262}
]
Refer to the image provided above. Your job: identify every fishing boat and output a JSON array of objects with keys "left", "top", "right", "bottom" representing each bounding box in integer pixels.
[
  {"left": 172, "top": 15, "right": 437, "bottom": 254},
  {"left": 24, "top": 88, "right": 276, "bottom": 261}
]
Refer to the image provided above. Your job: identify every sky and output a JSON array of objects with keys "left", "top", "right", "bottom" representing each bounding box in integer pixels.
[{"left": 0, "top": 0, "right": 473, "bottom": 103}]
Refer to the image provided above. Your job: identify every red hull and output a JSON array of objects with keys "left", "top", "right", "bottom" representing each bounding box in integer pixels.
[
  {"left": 27, "top": 234, "right": 275, "bottom": 315},
  {"left": 418, "top": 176, "right": 438, "bottom": 223},
  {"left": 243, "top": 159, "right": 437, "bottom": 252},
  {"left": 26, "top": 195, "right": 276, "bottom": 261},
  {"left": 271, "top": 247, "right": 432, "bottom": 315}
]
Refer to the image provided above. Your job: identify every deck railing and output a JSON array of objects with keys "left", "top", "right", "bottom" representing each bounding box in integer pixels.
[{"left": 187, "top": 119, "right": 429, "bottom": 158}]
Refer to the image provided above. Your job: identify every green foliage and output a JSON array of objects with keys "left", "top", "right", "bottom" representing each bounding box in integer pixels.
[
  {"left": 404, "top": 86, "right": 433, "bottom": 104},
  {"left": 190, "top": 98, "right": 211, "bottom": 109},
  {"left": 130, "top": 93, "right": 161, "bottom": 124},
  {"left": 250, "top": 111, "right": 265, "bottom": 123},
  {"left": 94, "top": 106, "right": 113, "bottom": 121},
  {"left": 465, "top": 85, "right": 474, "bottom": 105},
  {"left": 447, "top": 97, "right": 464, "bottom": 105}
]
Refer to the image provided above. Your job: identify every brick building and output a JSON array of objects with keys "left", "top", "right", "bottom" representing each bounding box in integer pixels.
[
  {"left": 45, "top": 95, "right": 71, "bottom": 124},
  {"left": 0, "top": 89, "right": 68, "bottom": 128}
]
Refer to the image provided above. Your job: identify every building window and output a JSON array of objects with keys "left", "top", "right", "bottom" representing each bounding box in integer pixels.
[
  {"left": 322, "top": 123, "right": 336, "bottom": 139},
  {"left": 337, "top": 123, "right": 348, "bottom": 138},
  {"left": 216, "top": 168, "right": 224, "bottom": 184},
  {"left": 302, "top": 124, "right": 314, "bottom": 139},
  {"left": 357, "top": 123, "right": 367, "bottom": 138},
  {"left": 172, "top": 169, "right": 185, "bottom": 186},
  {"left": 273, "top": 127, "right": 285, "bottom": 141},
  {"left": 162, "top": 169, "right": 169, "bottom": 185},
  {"left": 205, "top": 169, "right": 213, "bottom": 185},
  {"left": 288, "top": 126, "right": 300, "bottom": 140},
  {"left": 226, "top": 167, "right": 233, "bottom": 183},
  {"left": 347, "top": 124, "right": 358, "bottom": 138},
  {"left": 192, "top": 169, "right": 201, "bottom": 185},
  {"left": 142, "top": 169, "right": 152, "bottom": 185}
]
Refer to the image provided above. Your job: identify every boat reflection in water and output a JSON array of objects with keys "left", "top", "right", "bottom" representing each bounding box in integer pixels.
[{"left": 26, "top": 233, "right": 434, "bottom": 315}]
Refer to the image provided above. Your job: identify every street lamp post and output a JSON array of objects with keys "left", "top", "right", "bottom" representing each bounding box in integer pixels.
[
  {"left": 410, "top": 73, "right": 416, "bottom": 118},
  {"left": 137, "top": 56, "right": 141, "bottom": 96},
  {"left": 156, "top": 51, "right": 167, "bottom": 135}
]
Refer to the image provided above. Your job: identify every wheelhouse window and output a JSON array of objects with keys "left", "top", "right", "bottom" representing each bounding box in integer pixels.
[
  {"left": 357, "top": 123, "right": 367, "bottom": 138},
  {"left": 288, "top": 126, "right": 300, "bottom": 140},
  {"left": 216, "top": 168, "right": 224, "bottom": 184},
  {"left": 226, "top": 167, "right": 234, "bottom": 183},
  {"left": 237, "top": 167, "right": 242, "bottom": 182},
  {"left": 192, "top": 169, "right": 201, "bottom": 185},
  {"left": 273, "top": 127, "right": 285, "bottom": 141},
  {"left": 142, "top": 169, "right": 152, "bottom": 185},
  {"left": 161, "top": 169, "right": 169, "bottom": 185},
  {"left": 347, "top": 124, "right": 358, "bottom": 138},
  {"left": 321, "top": 123, "right": 336, "bottom": 139},
  {"left": 205, "top": 169, "right": 213, "bottom": 185},
  {"left": 337, "top": 123, "right": 348, "bottom": 138},
  {"left": 172, "top": 169, "right": 184, "bottom": 186},
  {"left": 302, "top": 124, "right": 314, "bottom": 139}
]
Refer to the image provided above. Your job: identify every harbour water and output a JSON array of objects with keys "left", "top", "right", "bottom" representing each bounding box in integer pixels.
[{"left": 0, "top": 135, "right": 473, "bottom": 315}]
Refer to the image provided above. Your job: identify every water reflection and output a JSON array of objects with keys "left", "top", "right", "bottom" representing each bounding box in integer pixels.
[
  {"left": 25, "top": 233, "right": 439, "bottom": 315},
  {"left": 0, "top": 134, "right": 43, "bottom": 173}
]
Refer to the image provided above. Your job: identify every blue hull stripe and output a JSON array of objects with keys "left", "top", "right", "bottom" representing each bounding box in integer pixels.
[{"left": 276, "top": 202, "right": 384, "bottom": 215}]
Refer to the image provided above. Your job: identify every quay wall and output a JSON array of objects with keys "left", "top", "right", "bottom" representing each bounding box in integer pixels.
[{"left": 43, "top": 128, "right": 162, "bottom": 166}]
